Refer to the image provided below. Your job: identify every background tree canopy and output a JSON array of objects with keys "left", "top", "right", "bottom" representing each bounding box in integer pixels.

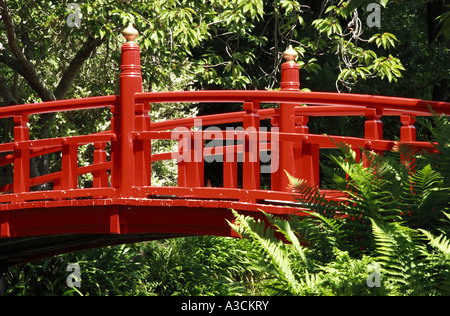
[{"left": 1, "top": 0, "right": 448, "bottom": 104}]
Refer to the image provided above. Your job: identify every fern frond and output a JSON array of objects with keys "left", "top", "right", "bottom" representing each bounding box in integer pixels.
[
  {"left": 287, "top": 173, "right": 341, "bottom": 214},
  {"left": 419, "top": 229, "right": 450, "bottom": 264},
  {"left": 370, "top": 217, "right": 430, "bottom": 292},
  {"left": 399, "top": 164, "right": 448, "bottom": 229},
  {"left": 228, "top": 210, "right": 303, "bottom": 295},
  {"left": 263, "top": 211, "right": 315, "bottom": 271},
  {"left": 305, "top": 210, "right": 344, "bottom": 236},
  {"left": 416, "top": 229, "right": 450, "bottom": 295},
  {"left": 418, "top": 112, "right": 450, "bottom": 186}
]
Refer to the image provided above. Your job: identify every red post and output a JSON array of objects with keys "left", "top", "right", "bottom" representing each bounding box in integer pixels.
[
  {"left": 13, "top": 114, "right": 30, "bottom": 194},
  {"left": 223, "top": 138, "right": 238, "bottom": 188},
  {"left": 177, "top": 123, "right": 204, "bottom": 187},
  {"left": 243, "top": 101, "right": 260, "bottom": 190},
  {"left": 61, "top": 141, "right": 78, "bottom": 190},
  {"left": 364, "top": 107, "right": 383, "bottom": 166},
  {"left": 270, "top": 116, "right": 280, "bottom": 191},
  {"left": 135, "top": 102, "right": 152, "bottom": 186},
  {"left": 114, "top": 24, "right": 142, "bottom": 197},
  {"left": 400, "top": 114, "right": 416, "bottom": 170},
  {"left": 278, "top": 46, "right": 299, "bottom": 191},
  {"left": 400, "top": 114, "right": 416, "bottom": 142},
  {"left": 93, "top": 142, "right": 109, "bottom": 187}
]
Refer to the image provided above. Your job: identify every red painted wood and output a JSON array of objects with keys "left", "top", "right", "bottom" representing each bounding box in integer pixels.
[
  {"left": 115, "top": 38, "right": 143, "bottom": 197},
  {"left": 279, "top": 58, "right": 300, "bottom": 192},
  {"left": 243, "top": 101, "right": 260, "bottom": 190},
  {"left": 13, "top": 114, "right": 30, "bottom": 194}
]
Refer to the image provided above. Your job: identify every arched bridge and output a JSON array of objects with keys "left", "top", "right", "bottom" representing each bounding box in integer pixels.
[{"left": 1, "top": 25, "right": 449, "bottom": 266}]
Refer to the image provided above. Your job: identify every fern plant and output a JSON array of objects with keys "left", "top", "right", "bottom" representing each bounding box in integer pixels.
[
  {"left": 228, "top": 210, "right": 312, "bottom": 295},
  {"left": 229, "top": 113, "right": 450, "bottom": 295},
  {"left": 229, "top": 208, "right": 389, "bottom": 295}
]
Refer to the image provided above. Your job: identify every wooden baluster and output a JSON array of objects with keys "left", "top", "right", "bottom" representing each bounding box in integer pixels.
[
  {"left": 13, "top": 114, "right": 30, "bottom": 194},
  {"left": 93, "top": 142, "right": 109, "bottom": 188},
  {"left": 177, "top": 128, "right": 188, "bottom": 187},
  {"left": 400, "top": 114, "right": 416, "bottom": 142},
  {"left": 364, "top": 107, "right": 383, "bottom": 167},
  {"left": 294, "top": 114, "right": 319, "bottom": 187},
  {"left": 191, "top": 125, "right": 204, "bottom": 187},
  {"left": 270, "top": 116, "right": 280, "bottom": 191},
  {"left": 223, "top": 128, "right": 238, "bottom": 188},
  {"left": 295, "top": 115, "right": 309, "bottom": 134},
  {"left": 184, "top": 128, "right": 204, "bottom": 187},
  {"left": 400, "top": 114, "right": 417, "bottom": 171},
  {"left": 242, "top": 101, "right": 260, "bottom": 190},
  {"left": 300, "top": 138, "right": 320, "bottom": 187},
  {"left": 110, "top": 102, "right": 119, "bottom": 189},
  {"left": 61, "top": 140, "right": 78, "bottom": 190},
  {"left": 135, "top": 101, "right": 151, "bottom": 186},
  {"left": 177, "top": 124, "right": 204, "bottom": 187}
]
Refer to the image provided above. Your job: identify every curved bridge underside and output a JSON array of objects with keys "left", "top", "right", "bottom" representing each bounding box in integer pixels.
[{"left": 0, "top": 190, "right": 315, "bottom": 266}]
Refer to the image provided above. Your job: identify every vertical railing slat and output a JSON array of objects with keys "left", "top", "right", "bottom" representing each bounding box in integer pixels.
[
  {"left": 13, "top": 114, "right": 30, "bottom": 194},
  {"left": 93, "top": 142, "right": 109, "bottom": 187},
  {"left": 242, "top": 101, "right": 260, "bottom": 190},
  {"left": 364, "top": 107, "right": 384, "bottom": 167},
  {"left": 135, "top": 102, "right": 151, "bottom": 186},
  {"left": 223, "top": 132, "right": 238, "bottom": 188},
  {"left": 61, "top": 141, "right": 78, "bottom": 190}
]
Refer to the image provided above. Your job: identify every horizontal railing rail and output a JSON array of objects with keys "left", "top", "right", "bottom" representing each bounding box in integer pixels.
[
  {"left": 0, "top": 95, "right": 117, "bottom": 119},
  {"left": 135, "top": 90, "right": 449, "bottom": 115}
]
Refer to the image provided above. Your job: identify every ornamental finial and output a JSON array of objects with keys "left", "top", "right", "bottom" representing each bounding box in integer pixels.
[
  {"left": 283, "top": 45, "right": 298, "bottom": 62},
  {"left": 123, "top": 23, "right": 139, "bottom": 42}
]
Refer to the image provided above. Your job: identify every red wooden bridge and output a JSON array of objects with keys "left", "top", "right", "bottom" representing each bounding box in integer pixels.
[{"left": 1, "top": 25, "right": 449, "bottom": 266}]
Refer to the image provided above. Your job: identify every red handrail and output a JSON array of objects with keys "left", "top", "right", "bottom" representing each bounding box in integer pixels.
[
  {"left": 0, "top": 95, "right": 117, "bottom": 119},
  {"left": 135, "top": 90, "right": 449, "bottom": 115}
]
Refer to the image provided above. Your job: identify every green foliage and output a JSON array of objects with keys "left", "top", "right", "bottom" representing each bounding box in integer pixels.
[
  {"left": 4, "top": 236, "right": 268, "bottom": 296},
  {"left": 436, "top": 5, "right": 450, "bottom": 40},
  {"left": 229, "top": 210, "right": 310, "bottom": 295},
  {"left": 139, "top": 236, "right": 261, "bottom": 296},
  {"left": 229, "top": 114, "right": 450, "bottom": 296},
  {"left": 229, "top": 209, "right": 387, "bottom": 295},
  {"left": 4, "top": 244, "right": 150, "bottom": 296}
]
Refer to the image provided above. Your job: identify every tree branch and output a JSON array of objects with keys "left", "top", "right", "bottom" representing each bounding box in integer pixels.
[
  {"left": 54, "top": 36, "right": 104, "bottom": 100},
  {"left": 0, "top": 0, "right": 55, "bottom": 101},
  {"left": 0, "top": 75, "right": 17, "bottom": 106},
  {"left": 0, "top": 52, "right": 25, "bottom": 77}
]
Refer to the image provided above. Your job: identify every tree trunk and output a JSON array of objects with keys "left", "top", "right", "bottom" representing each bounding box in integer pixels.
[{"left": 0, "top": 1, "right": 103, "bottom": 189}]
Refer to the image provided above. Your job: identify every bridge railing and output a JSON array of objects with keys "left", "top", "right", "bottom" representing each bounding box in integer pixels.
[
  {"left": 0, "top": 96, "right": 117, "bottom": 200},
  {"left": 0, "top": 24, "right": 449, "bottom": 207},
  {"left": 131, "top": 90, "right": 443, "bottom": 197}
]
